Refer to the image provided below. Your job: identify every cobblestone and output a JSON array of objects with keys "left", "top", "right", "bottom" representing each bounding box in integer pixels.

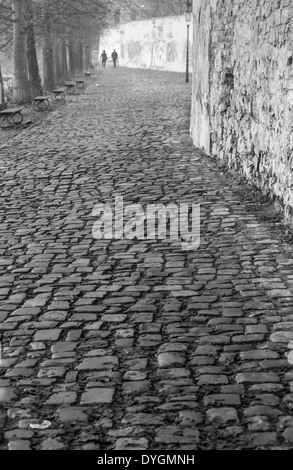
[
  {"left": 206, "top": 408, "right": 239, "bottom": 425},
  {"left": 0, "top": 67, "right": 293, "bottom": 450}
]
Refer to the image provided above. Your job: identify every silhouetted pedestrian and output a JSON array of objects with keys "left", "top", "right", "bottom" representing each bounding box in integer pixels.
[
  {"left": 111, "top": 50, "right": 118, "bottom": 68},
  {"left": 101, "top": 50, "right": 108, "bottom": 68}
]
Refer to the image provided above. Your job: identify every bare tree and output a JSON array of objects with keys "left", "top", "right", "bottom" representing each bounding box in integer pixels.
[
  {"left": 25, "top": 0, "right": 42, "bottom": 97},
  {"left": 13, "top": 0, "right": 30, "bottom": 102}
]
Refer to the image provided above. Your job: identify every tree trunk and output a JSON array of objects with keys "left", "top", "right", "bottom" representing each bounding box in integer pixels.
[
  {"left": 71, "top": 41, "right": 79, "bottom": 77},
  {"left": 67, "top": 42, "right": 75, "bottom": 78},
  {"left": 26, "top": 0, "right": 42, "bottom": 97},
  {"left": 53, "top": 37, "right": 63, "bottom": 86},
  {"left": 43, "top": 19, "right": 55, "bottom": 92},
  {"left": 84, "top": 44, "right": 92, "bottom": 71},
  {"left": 89, "top": 44, "right": 93, "bottom": 68},
  {"left": 0, "top": 65, "right": 6, "bottom": 110},
  {"left": 77, "top": 40, "right": 83, "bottom": 74},
  {"left": 13, "top": 0, "right": 30, "bottom": 103},
  {"left": 61, "top": 41, "right": 69, "bottom": 82},
  {"left": 27, "top": 23, "right": 42, "bottom": 97}
]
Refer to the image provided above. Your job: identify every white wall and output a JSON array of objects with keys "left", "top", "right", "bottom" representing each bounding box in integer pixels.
[
  {"left": 190, "top": 0, "right": 211, "bottom": 152},
  {"left": 99, "top": 15, "right": 193, "bottom": 73}
]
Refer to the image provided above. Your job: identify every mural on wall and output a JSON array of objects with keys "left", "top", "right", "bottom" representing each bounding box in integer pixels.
[
  {"left": 166, "top": 41, "right": 178, "bottom": 63},
  {"left": 140, "top": 42, "right": 153, "bottom": 69},
  {"left": 151, "top": 40, "right": 166, "bottom": 69},
  {"left": 120, "top": 44, "right": 125, "bottom": 60},
  {"left": 99, "top": 15, "right": 193, "bottom": 73},
  {"left": 127, "top": 41, "right": 142, "bottom": 61}
]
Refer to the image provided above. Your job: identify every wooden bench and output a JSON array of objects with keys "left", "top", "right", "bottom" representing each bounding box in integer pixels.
[
  {"left": 0, "top": 108, "right": 23, "bottom": 126},
  {"left": 64, "top": 82, "right": 76, "bottom": 94},
  {"left": 51, "top": 89, "right": 66, "bottom": 101},
  {"left": 32, "top": 96, "right": 50, "bottom": 111}
]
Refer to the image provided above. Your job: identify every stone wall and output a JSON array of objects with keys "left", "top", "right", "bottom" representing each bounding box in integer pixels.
[
  {"left": 99, "top": 15, "right": 193, "bottom": 73},
  {"left": 191, "top": 0, "right": 293, "bottom": 220}
]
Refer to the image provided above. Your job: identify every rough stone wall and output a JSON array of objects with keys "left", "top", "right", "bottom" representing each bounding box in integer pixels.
[
  {"left": 191, "top": 0, "right": 293, "bottom": 220},
  {"left": 99, "top": 15, "right": 193, "bottom": 73}
]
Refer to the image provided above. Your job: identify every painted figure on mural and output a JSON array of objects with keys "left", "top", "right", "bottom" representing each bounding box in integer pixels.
[
  {"left": 111, "top": 50, "right": 119, "bottom": 67},
  {"left": 100, "top": 50, "right": 108, "bottom": 67}
]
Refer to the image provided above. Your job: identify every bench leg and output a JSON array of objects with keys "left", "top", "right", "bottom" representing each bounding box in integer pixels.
[
  {"left": 66, "top": 87, "right": 75, "bottom": 95},
  {"left": 6, "top": 115, "right": 15, "bottom": 126},
  {"left": 33, "top": 101, "right": 45, "bottom": 111},
  {"left": 13, "top": 113, "right": 23, "bottom": 125},
  {"left": 52, "top": 93, "right": 65, "bottom": 101},
  {"left": 33, "top": 100, "right": 50, "bottom": 111}
]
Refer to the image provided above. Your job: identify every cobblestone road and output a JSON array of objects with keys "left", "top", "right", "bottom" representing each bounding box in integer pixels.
[{"left": 1, "top": 68, "right": 293, "bottom": 450}]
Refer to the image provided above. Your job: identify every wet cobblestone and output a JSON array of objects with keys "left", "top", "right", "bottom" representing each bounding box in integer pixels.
[{"left": 0, "top": 68, "right": 293, "bottom": 449}]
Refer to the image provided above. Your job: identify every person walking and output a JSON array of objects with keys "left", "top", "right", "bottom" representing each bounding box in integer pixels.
[
  {"left": 100, "top": 50, "right": 108, "bottom": 68},
  {"left": 111, "top": 50, "right": 118, "bottom": 68}
]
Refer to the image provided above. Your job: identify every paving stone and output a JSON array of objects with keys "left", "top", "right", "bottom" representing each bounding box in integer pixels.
[
  {"left": 244, "top": 406, "right": 283, "bottom": 417},
  {"left": 81, "top": 388, "right": 115, "bottom": 404},
  {"left": 77, "top": 356, "right": 118, "bottom": 370},
  {"left": 157, "top": 353, "right": 186, "bottom": 368},
  {"left": 124, "top": 371, "right": 147, "bottom": 381},
  {"left": 157, "top": 368, "right": 191, "bottom": 380},
  {"left": 251, "top": 433, "right": 279, "bottom": 447},
  {"left": 103, "top": 297, "right": 136, "bottom": 305},
  {"left": 283, "top": 428, "right": 293, "bottom": 444},
  {"left": 122, "top": 413, "right": 164, "bottom": 426},
  {"left": 114, "top": 438, "right": 148, "bottom": 450},
  {"left": 206, "top": 408, "right": 239, "bottom": 425},
  {"left": 236, "top": 372, "right": 280, "bottom": 384},
  {"left": 221, "top": 384, "right": 245, "bottom": 394},
  {"left": 223, "top": 308, "right": 244, "bottom": 317},
  {"left": 56, "top": 407, "right": 88, "bottom": 423},
  {"left": 8, "top": 440, "right": 32, "bottom": 450},
  {"left": 41, "top": 438, "right": 66, "bottom": 450},
  {"left": 45, "top": 392, "right": 77, "bottom": 405},
  {"left": 270, "top": 331, "right": 293, "bottom": 343},
  {"left": 70, "top": 314, "right": 97, "bottom": 322},
  {"left": 122, "top": 381, "right": 150, "bottom": 396},
  {"left": 278, "top": 416, "right": 293, "bottom": 430},
  {"left": 51, "top": 342, "right": 76, "bottom": 353},
  {"left": 204, "top": 394, "right": 241, "bottom": 406},
  {"left": 248, "top": 416, "right": 272, "bottom": 432},
  {"left": 37, "top": 367, "right": 66, "bottom": 378},
  {"left": 102, "top": 314, "right": 128, "bottom": 323},
  {"left": 5, "top": 429, "right": 34, "bottom": 439},
  {"left": 178, "top": 411, "right": 204, "bottom": 426},
  {"left": 33, "top": 329, "right": 61, "bottom": 342},
  {"left": 198, "top": 375, "right": 229, "bottom": 385},
  {"left": 249, "top": 384, "right": 284, "bottom": 393},
  {"left": 232, "top": 334, "right": 265, "bottom": 343},
  {"left": 155, "top": 426, "right": 200, "bottom": 444},
  {"left": 126, "top": 359, "right": 148, "bottom": 370},
  {"left": 240, "top": 350, "right": 279, "bottom": 360},
  {"left": 189, "top": 356, "right": 215, "bottom": 366},
  {"left": 130, "top": 313, "right": 154, "bottom": 323},
  {"left": 5, "top": 368, "right": 34, "bottom": 378}
]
